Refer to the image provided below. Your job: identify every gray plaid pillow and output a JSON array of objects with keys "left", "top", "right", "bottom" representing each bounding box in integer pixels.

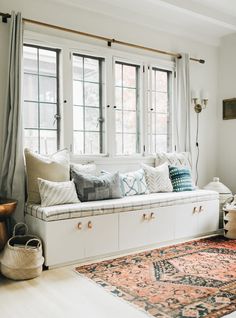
[{"left": 71, "top": 169, "right": 123, "bottom": 202}]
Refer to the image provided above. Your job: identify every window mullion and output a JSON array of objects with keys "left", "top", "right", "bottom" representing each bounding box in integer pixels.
[
  {"left": 62, "top": 49, "right": 74, "bottom": 153},
  {"left": 106, "top": 55, "right": 115, "bottom": 157},
  {"left": 143, "top": 63, "right": 149, "bottom": 156},
  {"left": 37, "top": 48, "right": 40, "bottom": 153}
]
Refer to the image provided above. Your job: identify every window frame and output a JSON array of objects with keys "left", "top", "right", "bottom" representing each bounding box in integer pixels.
[
  {"left": 147, "top": 65, "right": 174, "bottom": 154},
  {"left": 72, "top": 52, "right": 105, "bottom": 155},
  {"left": 113, "top": 59, "right": 142, "bottom": 156},
  {"left": 23, "top": 31, "right": 175, "bottom": 160},
  {"left": 23, "top": 43, "right": 61, "bottom": 153}
]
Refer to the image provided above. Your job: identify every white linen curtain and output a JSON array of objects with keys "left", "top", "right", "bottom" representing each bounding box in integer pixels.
[
  {"left": 0, "top": 12, "right": 25, "bottom": 223},
  {"left": 175, "top": 53, "right": 192, "bottom": 154}
]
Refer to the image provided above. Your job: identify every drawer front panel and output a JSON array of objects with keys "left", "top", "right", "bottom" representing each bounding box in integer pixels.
[
  {"left": 84, "top": 214, "right": 119, "bottom": 258},
  {"left": 174, "top": 203, "right": 199, "bottom": 239},
  {"left": 148, "top": 207, "right": 175, "bottom": 245},
  {"left": 197, "top": 200, "right": 219, "bottom": 234},
  {"left": 119, "top": 210, "right": 150, "bottom": 250},
  {"left": 45, "top": 218, "right": 86, "bottom": 266}
]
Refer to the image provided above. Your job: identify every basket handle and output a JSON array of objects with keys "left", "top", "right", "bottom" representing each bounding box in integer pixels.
[
  {"left": 25, "top": 238, "right": 41, "bottom": 249},
  {"left": 13, "top": 223, "right": 29, "bottom": 237}
]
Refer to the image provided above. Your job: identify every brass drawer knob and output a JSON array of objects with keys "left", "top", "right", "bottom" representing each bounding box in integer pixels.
[
  {"left": 143, "top": 213, "right": 148, "bottom": 220},
  {"left": 193, "top": 207, "right": 197, "bottom": 214},
  {"left": 88, "top": 221, "right": 93, "bottom": 229},
  {"left": 150, "top": 212, "right": 155, "bottom": 220},
  {"left": 77, "top": 222, "right": 82, "bottom": 230}
]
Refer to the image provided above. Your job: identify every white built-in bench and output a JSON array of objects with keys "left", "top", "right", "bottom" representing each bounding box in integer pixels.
[{"left": 25, "top": 189, "right": 219, "bottom": 268}]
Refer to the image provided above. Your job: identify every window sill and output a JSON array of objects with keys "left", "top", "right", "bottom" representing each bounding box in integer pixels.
[{"left": 70, "top": 153, "right": 156, "bottom": 164}]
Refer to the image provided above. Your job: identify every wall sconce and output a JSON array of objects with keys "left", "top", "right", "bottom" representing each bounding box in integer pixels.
[{"left": 192, "top": 89, "right": 208, "bottom": 113}]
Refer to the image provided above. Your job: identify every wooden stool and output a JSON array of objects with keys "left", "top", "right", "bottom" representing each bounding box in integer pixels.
[{"left": 0, "top": 198, "right": 17, "bottom": 250}]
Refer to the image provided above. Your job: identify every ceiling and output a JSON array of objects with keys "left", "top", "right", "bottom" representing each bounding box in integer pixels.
[{"left": 48, "top": 0, "right": 236, "bottom": 45}]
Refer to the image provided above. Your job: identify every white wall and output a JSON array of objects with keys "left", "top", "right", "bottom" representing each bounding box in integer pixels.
[
  {"left": 0, "top": 0, "right": 219, "bottom": 187},
  {"left": 218, "top": 34, "right": 236, "bottom": 193}
]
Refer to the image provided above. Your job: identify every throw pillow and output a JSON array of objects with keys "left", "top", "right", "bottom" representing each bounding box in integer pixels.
[
  {"left": 37, "top": 178, "right": 80, "bottom": 207},
  {"left": 71, "top": 169, "right": 123, "bottom": 202},
  {"left": 141, "top": 162, "right": 173, "bottom": 193},
  {"left": 24, "top": 148, "right": 70, "bottom": 204},
  {"left": 155, "top": 152, "right": 192, "bottom": 169},
  {"left": 169, "top": 166, "right": 195, "bottom": 192},
  {"left": 70, "top": 163, "right": 97, "bottom": 175},
  {"left": 120, "top": 169, "right": 149, "bottom": 196}
]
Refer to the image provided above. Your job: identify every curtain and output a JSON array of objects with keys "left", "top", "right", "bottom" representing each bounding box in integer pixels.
[
  {"left": 175, "top": 53, "right": 191, "bottom": 153},
  {"left": 0, "top": 12, "right": 25, "bottom": 223}
]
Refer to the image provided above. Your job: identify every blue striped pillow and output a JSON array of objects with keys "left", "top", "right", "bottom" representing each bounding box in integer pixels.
[{"left": 169, "top": 166, "right": 195, "bottom": 192}]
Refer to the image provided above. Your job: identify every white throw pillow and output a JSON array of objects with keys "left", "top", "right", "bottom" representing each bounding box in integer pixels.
[
  {"left": 70, "top": 163, "right": 97, "bottom": 175},
  {"left": 25, "top": 148, "right": 70, "bottom": 204},
  {"left": 155, "top": 152, "right": 191, "bottom": 169},
  {"left": 141, "top": 162, "right": 173, "bottom": 193},
  {"left": 38, "top": 178, "right": 80, "bottom": 207},
  {"left": 120, "top": 169, "right": 149, "bottom": 196}
]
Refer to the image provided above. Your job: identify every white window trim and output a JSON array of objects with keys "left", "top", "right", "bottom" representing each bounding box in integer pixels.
[
  {"left": 146, "top": 64, "right": 175, "bottom": 155},
  {"left": 23, "top": 30, "right": 175, "bottom": 160},
  {"left": 112, "top": 56, "right": 144, "bottom": 157}
]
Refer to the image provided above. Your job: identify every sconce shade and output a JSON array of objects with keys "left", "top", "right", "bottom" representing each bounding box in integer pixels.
[
  {"left": 191, "top": 89, "right": 199, "bottom": 99},
  {"left": 201, "top": 89, "right": 208, "bottom": 100}
]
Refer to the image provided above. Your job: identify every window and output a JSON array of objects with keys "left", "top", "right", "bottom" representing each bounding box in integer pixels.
[
  {"left": 115, "top": 62, "right": 140, "bottom": 155},
  {"left": 23, "top": 45, "right": 60, "bottom": 154},
  {"left": 147, "top": 68, "right": 171, "bottom": 153},
  {"left": 23, "top": 36, "right": 174, "bottom": 158},
  {"left": 72, "top": 54, "right": 105, "bottom": 155}
]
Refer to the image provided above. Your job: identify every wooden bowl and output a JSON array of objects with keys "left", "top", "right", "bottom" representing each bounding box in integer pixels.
[{"left": 0, "top": 198, "right": 17, "bottom": 221}]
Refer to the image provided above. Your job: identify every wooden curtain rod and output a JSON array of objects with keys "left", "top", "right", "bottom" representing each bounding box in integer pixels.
[{"left": 1, "top": 12, "right": 205, "bottom": 64}]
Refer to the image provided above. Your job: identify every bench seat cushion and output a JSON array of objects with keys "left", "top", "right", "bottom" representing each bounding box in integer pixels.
[{"left": 25, "top": 190, "right": 218, "bottom": 222}]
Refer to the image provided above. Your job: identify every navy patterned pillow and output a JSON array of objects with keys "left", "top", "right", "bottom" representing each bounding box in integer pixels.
[{"left": 169, "top": 166, "right": 195, "bottom": 192}]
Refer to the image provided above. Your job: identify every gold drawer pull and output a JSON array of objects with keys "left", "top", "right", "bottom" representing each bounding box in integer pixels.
[
  {"left": 143, "top": 213, "right": 148, "bottom": 220},
  {"left": 150, "top": 212, "right": 155, "bottom": 220},
  {"left": 193, "top": 207, "right": 197, "bottom": 214},
  {"left": 88, "top": 221, "right": 93, "bottom": 229},
  {"left": 199, "top": 206, "right": 204, "bottom": 213},
  {"left": 77, "top": 222, "right": 82, "bottom": 230}
]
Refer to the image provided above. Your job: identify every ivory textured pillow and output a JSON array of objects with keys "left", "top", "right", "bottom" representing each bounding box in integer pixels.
[
  {"left": 155, "top": 152, "right": 192, "bottom": 169},
  {"left": 25, "top": 148, "right": 70, "bottom": 204},
  {"left": 38, "top": 178, "right": 80, "bottom": 207},
  {"left": 141, "top": 162, "right": 173, "bottom": 193}
]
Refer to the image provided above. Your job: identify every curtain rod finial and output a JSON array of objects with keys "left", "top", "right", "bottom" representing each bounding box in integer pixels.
[{"left": 0, "top": 12, "right": 11, "bottom": 23}]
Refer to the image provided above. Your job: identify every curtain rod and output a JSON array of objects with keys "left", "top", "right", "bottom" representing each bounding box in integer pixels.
[{"left": 0, "top": 12, "right": 205, "bottom": 64}]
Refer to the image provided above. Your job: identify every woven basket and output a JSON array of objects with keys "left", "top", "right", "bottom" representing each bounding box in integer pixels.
[{"left": 0, "top": 223, "right": 44, "bottom": 280}]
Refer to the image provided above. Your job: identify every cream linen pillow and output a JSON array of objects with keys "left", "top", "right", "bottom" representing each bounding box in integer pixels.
[
  {"left": 37, "top": 178, "right": 80, "bottom": 207},
  {"left": 141, "top": 162, "right": 173, "bottom": 193},
  {"left": 25, "top": 148, "right": 70, "bottom": 204}
]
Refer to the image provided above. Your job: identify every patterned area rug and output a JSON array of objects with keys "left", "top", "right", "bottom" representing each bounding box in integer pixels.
[{"left": 76, "top": 236, "right": 236, "bottom": 318}]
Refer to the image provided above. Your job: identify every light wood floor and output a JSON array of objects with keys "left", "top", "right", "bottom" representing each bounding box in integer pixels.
[
  {"left": 1, "top": 265, "right": 236, "bottom": 318},
  {"left": 0, "top": 265, "right": 149, "bottom": 318}
]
